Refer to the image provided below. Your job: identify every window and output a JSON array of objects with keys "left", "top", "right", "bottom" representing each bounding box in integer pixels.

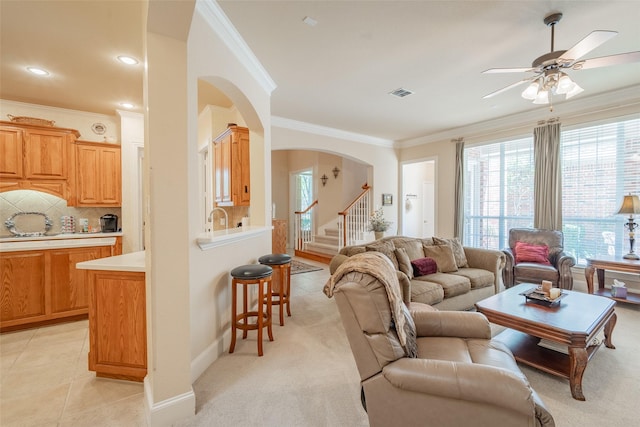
[{"left": 463, "top": 117, "right": 640, "bottom": 266}]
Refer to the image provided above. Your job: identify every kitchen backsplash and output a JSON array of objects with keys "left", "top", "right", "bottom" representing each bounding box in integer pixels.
[
  {"left": 210, "top": 206, "right": 250, "bottom": 231},
  {"left": 1, "top": 190, "right": 121, "bottom": 235}
]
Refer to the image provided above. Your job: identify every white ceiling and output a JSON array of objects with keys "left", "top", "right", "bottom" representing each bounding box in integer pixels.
[{"left": 2, "top": 1, "right": 639, "bottom": 142}]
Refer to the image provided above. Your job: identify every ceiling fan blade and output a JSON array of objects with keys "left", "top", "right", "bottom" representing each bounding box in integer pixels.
[
  {"left": 483, "top": 76, "right": 538, "bottom": 99},
  {"left": 575, "top": 51, "right": 640, "bottom": 70},
  {"left": 482, "top": 67, "right": 535, "bottom": 74},
  {"left": 560, "top": 30, "right": 618, "bottom": 62}
]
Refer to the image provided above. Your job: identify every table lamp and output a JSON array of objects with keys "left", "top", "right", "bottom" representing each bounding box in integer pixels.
[{"left": 616, "top": 193, "right": 640, "bottom": 260}]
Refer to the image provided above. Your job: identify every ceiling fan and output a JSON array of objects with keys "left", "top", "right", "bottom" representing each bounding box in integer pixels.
[{"left": 482, "top": 12, "right": 640, "bottom": 105}]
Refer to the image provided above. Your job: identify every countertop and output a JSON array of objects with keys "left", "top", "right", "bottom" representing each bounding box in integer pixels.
[
  {"left": 0, "top": 232, "right": 122, "bottom": 252},
  {"left": 196, "top": 225, "right": 272, "bottom": 250},
  {"left": 76, "top": 250, "right": 145, "bottom": 272}
]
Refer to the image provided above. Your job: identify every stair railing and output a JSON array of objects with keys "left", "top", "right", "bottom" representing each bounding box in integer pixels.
[
  {"left": 337, "top": 184, "right": 371, "bottom": 250},
  {"left": 294, "top": 200, "right": 318, "bottom": 252}
]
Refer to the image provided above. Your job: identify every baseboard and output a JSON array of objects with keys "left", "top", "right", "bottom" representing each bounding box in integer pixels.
[
  {"left": 190, "top": 329, "right": 230, "bottom": 383},
  {"left": 144, "top": 377, "right": 196, "bottom": 427}
]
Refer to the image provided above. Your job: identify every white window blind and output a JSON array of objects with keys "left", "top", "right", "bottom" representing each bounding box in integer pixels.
[{"left": 561, "top": 118, "right": 640, "bottom": 264}]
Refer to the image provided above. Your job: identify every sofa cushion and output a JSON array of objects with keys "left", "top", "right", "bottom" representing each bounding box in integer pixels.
[
  {"left": 514, "top": 241, "right": 551, "bottom": 265},
  {"left": 433, "top": 236, "right": 469, "bottom": 268},
  {"left": 392, "top": 238, "right": 425, "bottom": 260},
  {"left": 451, "top": 268, "right": 495, "bottom": 289},
  {"left": 411, "top": 257, "right": 438, "bottom": 276},
  {"left": 423, "top": 245, "right": 458, "bottom": 273},
  {"left": 366, "top": 240, "right": 399, "bottom": 270},
  {"left": 394, "top": 248, "right": 414, "bottom": 279},
  {"left": 409, "top": 279, "right": 444, "bottom": 305},
  {"left": 418, "top": 273, "right": 471, "bottom": 298}
]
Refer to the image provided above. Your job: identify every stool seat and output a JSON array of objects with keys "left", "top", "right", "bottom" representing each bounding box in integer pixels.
[
  {"left": 231, "top": 264, "right": 273, "bottom": 279},
  {"left": 258, "top": 253, "right": 292, "bottom": 266},
  {"left": 229, "top": 264, "right": 274, "bottom": 356},
  {"left": 259, "top": 254, "right": 293, "bottom": 326}
]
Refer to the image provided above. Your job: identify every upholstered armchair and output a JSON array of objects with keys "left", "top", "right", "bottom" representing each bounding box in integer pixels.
[
  {"left": 324, "top": 251, "right": 554, "bottom": 427},
  {"left": 503, "top": 228, "right": 576, "bottom": 290}
]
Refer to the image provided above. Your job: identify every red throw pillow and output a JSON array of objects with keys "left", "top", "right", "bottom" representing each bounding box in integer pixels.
[
  {"left": 514, "top": 241, "right": 551, "bottom": 265},
  {"left": 411, "top": 257, "right": 438, "bottom": 276}
]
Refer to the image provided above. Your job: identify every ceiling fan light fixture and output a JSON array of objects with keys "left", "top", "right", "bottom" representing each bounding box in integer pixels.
[
  {"left": 565, "top": 82, "right": 584, "bottom": 99},
  {"left": 521, "top": 81, "right": 540, "bottom": 100},
  {"left": 555, "top": 73, "right": 574, "bottom": 94},
  {"left": 533, "top": 90, "right": 550, "bottom": 105}
]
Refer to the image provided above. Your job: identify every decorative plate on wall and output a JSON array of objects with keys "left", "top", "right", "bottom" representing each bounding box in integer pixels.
[{"left": 91, "top": 122, "right": 107, "bottom": 135}]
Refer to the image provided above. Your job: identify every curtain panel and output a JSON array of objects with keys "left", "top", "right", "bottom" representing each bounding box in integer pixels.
[
  {"left": 454, "top": 140, "right": 464, "bottom": 239},
  {"left": 533, "top": 123, "right": 562, "bottom": 230}
]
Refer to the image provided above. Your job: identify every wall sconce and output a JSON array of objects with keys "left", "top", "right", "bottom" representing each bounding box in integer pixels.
[
  {"left": 332, "top": 166, "right": 340, "bottom": 178},
  {"left": 321, "top": 174, "right": 328, "bottom": 187}
]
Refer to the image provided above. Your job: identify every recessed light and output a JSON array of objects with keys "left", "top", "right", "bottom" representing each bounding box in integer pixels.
[
  {"left": 302, "top": 16, "right": 317, "bottom": 27},
  {"left": 117, "top": 55, "right": 138, "bottom": 65},
  {"left": 120, "top": 102, "right": 134, "bottom": 109},
  {"left": 27, "top": 67, "right": 49, "bottom": 76}
]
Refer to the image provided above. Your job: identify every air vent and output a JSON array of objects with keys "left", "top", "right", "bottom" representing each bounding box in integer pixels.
[{"left": 389, "top": 88, "right": 414, "bottom": 98}]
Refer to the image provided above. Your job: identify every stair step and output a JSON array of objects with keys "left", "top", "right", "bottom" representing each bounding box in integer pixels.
[
  {"left": 315, "top": 234, "right": 339, "bottom": 245},
  {"left": 305, "top": 241, "right": 339, "bottom": 256},
  {"left": 324, "top": 228, "right": 340, "bottom": 237}
]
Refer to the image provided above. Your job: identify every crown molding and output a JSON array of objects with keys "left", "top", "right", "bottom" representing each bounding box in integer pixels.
[
  {"left": 196, "top": 1, "right": 276, "bottom": 95},
  {"left": 271, "top": 116, "right": 395, "bottom": 148},
  {"left": 0, "top": 99, "right": 117, "bottom": 120},
  {"left": 400, "top": 85, "right": 640, "bottom": 147}
]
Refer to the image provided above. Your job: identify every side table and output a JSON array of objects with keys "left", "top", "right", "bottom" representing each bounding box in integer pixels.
[{"left": 585, "top": 257, "right": 640, "bottom": 305}]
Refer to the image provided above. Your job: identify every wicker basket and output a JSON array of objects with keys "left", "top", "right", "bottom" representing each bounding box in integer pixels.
[{"left": 7, "top": 114, "right": 55, "bottom": 126}]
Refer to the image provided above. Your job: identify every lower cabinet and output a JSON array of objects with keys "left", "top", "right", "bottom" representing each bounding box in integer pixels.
[
  {"left": 0, "top": 243, "right": 115, "bottom": 331},
  {"left": 87, "top": 270, "right": 147, "bottom": 382}
]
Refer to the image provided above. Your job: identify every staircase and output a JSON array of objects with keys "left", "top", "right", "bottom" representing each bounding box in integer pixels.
[{"left": 302, "top": 227, "right": 340, "bottom": 261}]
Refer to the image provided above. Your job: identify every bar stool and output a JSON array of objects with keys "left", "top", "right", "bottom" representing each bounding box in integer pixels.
[
  {"left": 259, "top": 254, "right": 292, "bottom": 326},
  {"left": 229, "top": 264, "right": 274, "bottom": 356}
]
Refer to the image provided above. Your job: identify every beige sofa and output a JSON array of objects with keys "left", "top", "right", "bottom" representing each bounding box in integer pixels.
[
  {"left": 325, "top": 251, "right": 554, "bottom": 427},
  {"left": 330, "top": 236, "right": 506, "bottom": 311}
]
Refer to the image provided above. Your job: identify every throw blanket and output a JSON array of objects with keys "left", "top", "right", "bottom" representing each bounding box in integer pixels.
[{"left": 324, "top": 251, "right": 417, "bottom": 358}]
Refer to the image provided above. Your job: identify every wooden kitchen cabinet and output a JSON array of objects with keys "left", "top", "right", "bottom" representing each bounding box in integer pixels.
[
  {"left": 74, "top": 141, "right": 122, "bottom": 206},
  {"left": 213, "top": 125, "right": 250, "bottom": 206},
  {"left": 88, "top": 270, "right": 147, "bottom": 382},
  {"left": 50, "top": 246, "right": 111, "bottom": 314},
  {"left": 0, "top": 121, "right": 80, "bottom": 199},
  {"left": 0, "top": 240, "right": 119, "bottom": 331},
  {"left": 0, "top": 251, "right": 47, "bottom": 325}
]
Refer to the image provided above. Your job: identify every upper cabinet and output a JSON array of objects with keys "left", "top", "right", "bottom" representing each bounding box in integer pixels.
[
  {"left": 74, "top": 141, "right": 122, "bottom": 207},
  {"left": 0, "top": 121, "right": 80, "bottom": 199},
  {"left": 213, "top": 125, "right": 250, "bottom": 206}
]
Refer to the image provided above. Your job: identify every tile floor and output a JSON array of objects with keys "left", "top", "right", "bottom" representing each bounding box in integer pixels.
[
  {"left": 0, "top": 257, "right": 329, "bottom": 427},
  {"left": 1, "top": 319, "right": 147, "bottom": 426}
]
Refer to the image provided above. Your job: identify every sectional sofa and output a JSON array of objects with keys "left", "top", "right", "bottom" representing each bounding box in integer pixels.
[{"left": 329, "top": 235, "right": 506, "bottom": 311}]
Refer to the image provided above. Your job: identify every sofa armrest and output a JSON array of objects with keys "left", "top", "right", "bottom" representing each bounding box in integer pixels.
[
  {"left": 397, "top": 271, "right": 412, "bottom": 306},
  {"left": 383, "top": 358, "right": 536, "bottom": 417},
  {"left": 555, "top": 251, "right": 576, "bottom": 290},
  {"left": 463, "top": 247, "right": 506, "bottom": 293},
  {"left": 502, "top": 248, "right": 515, "bottom": 288},
  {"left": 329, "top": 254, "right": 350, "bottom": 275},
  {"left": 412, "top": 311, "right": 491, "bottom": 339}
]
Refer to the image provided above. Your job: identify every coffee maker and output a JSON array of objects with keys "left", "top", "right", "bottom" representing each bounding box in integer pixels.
[{"left": 100, "top": 214, "right": 119, "bottom": 232}]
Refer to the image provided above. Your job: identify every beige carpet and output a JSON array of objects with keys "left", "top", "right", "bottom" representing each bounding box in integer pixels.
[{"left": 177, "top": 266, "right": 640, "bottom": 426}]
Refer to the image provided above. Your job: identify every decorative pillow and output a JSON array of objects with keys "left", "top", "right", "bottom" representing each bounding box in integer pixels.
[
  {"left": 411, "top": 257, "right": 438, "bottom": 276},
  {"left": 393, "top": 238, "right": 425, "bottom": 261},
  {"left": 366, "top": 240, "right": 398, "bottom": 270},
  {"left": 514, "top": 241, "right": 551, "bottom": 265},
  {"left": 423, "top": 244, "right": 458, "bottom": 273},
  {"left": 432, "top": 237, "right": 468, "bottom": 268},
  {"left": 395, "top": 248, "right": 414, "bottom": 279}
]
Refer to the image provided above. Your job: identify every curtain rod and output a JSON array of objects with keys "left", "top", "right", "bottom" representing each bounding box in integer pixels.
[{"left": 537, "top": 117, "right": 560, "bottom": 125}]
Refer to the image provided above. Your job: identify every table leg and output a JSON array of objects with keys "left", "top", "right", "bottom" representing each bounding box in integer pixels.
[
  {"left": 596, "top": 268, "right": 605, "bottom": 292},
  {"left": 604, "top": 312, "right": 617, "bottom": 349},
  {"left": 585, "top": 266, "right": 595, "bottom": 294},
  {"left": 568, "top": 346, "right": 588, "bottom": 401}
]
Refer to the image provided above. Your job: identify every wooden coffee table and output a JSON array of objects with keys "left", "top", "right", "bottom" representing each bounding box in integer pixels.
[{"left": 475, "top": 283, "right": 616, "bottom": 401}]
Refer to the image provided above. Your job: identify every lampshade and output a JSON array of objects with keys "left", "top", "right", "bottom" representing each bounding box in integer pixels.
[
  {"left": 532, "top": 90, "right": 549, "bottom": 105},
  {"left": 616, "top": 194, "right": 640, "bottom": 215},
  {"left": 521, "top": 81, "right": 540, "bottom": 100},
  {"left": 565, "top": 83, "right": 584, "bottom": 99},
  {"left": 555, "top": 73, "right": 574, "bottom": 94}
]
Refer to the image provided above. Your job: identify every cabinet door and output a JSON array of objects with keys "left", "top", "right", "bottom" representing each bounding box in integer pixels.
[
  {"left": 50, "top": 246, "right": 110, "bottom": 314},
  {"left": 0, "top": 127, "right": 24, "bottom": 179},
  {"left": 213, "top": 140, "right": 223, "bottom": 203},
  {"left": 0, "top": 251, "right": 47, "bottom": 324},
  {"left": 100, "top": 146, "right": 121, "bottom": 204},
  {"left": 221, "top": 135, "right": 232, "bottom": 203},
  {"left": 76, "top": 144, "right": 100, "bottom": 204},
  {"left": 232, "top": 129, "right": 250, "bottom": 206},
  {"left": 23, "top": 129, "right": 68, "bottom": 180},
  {"left": 89, "top": 271, "right": 147, "bottom": 380}
]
